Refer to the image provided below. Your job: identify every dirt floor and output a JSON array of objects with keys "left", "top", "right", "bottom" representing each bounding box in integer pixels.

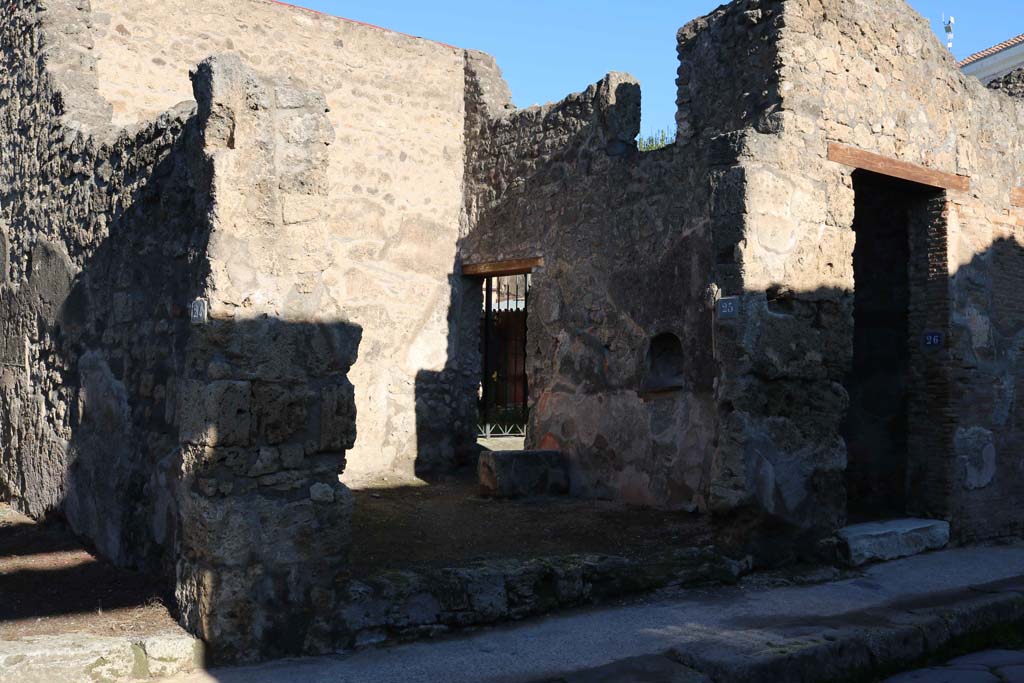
[
  {"left": 0, "top": 455, "right": 712, "bottom": 634},
  {"left": 349, "top": 467, "right": 712, "bottom": 578},
  {"left": 0, "top": 503, "right": 180, "bottom": 640}
]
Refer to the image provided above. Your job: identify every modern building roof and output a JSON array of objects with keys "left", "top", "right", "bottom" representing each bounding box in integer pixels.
[{"left": 960, "top": 33, "right": 1024, "bottom": 67}]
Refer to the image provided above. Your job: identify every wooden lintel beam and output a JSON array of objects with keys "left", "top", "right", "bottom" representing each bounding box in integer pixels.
[
  {"left": 827, "top": 142, "right": 970, "bottom": 193},
  {"left": 463, "top": 257, "right": 544, "bottom": 277},
  {"left": 1012, "top": 187, "right": 1024, "bottom": 208}
]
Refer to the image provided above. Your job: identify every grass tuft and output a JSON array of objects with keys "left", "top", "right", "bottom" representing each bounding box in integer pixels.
[{"left": 638, "top": 126, "right": 676, "bottom": 152}]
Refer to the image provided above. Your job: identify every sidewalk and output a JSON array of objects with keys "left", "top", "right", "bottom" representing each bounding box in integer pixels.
[{"left": 168, "top": 544, "right": 1024, "bottom": 683}]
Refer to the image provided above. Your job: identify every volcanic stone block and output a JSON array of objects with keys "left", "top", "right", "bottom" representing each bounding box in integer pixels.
[
  {"left": 178, "top": 380, "right": 253, "bottom": 447},
  {"left": 253, "top": 383, "right": 309, "bottom": 444},
  {"left": 320, "top": 380, "right": 357, "bottom": 452},
  {"left": 837, "top": 518, "right": 950, "bottom": 567},
  {"left": 478, "top": 450, "right": 568, "bottom": 498}
]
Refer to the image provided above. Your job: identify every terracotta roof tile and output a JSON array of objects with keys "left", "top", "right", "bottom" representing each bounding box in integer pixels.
[{"left": 960, "top": 33, "right": 1024, "bottom": 67}]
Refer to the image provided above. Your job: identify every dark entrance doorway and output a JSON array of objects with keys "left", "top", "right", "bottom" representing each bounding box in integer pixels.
[
  {"left": 479, "top": 274, "right": 530, "bottom": 438},
  {"left": 842, "top": 170, "right": 943, "bottom": 520}
]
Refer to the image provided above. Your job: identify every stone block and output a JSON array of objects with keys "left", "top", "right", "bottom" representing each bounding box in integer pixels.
[
  {"left": 253, "top": 383, "right": 308, "bottom": 444},
  {"left": 478, "top": 450, "right": 569, "bottom": 498},
  {"left": 248, "top": 446, "right": 280, "bottom": 476},
  {"left": 0, "top": 631, "right": 202, "bottom": 683},
  {"left": 319, "top": 380, "right": 356, "bottom": 452},
  {"left": 309, "top": 482, "right": 334, "bottom": 503},
  {"left": 179, "top": 380, "right": 252, "bottom": 447},
  {"left": 837, "top": 518, "right": 950, "bottom": 567},
  {"left": 280, "top": 443, "right": 305, "bottom": 469},
  {"left": 139, "top": 632, "right": 206, "bottom": 676}
]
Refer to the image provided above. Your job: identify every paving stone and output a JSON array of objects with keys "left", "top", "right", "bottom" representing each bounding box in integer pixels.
[
  {"left": 881, "top": 667, "right": 1000, "bottom": 683},
  {"left": 837, "top": 519, "right": 950, "bottom": 567},
  {"left": 948, "top": 650, "right": 1024, "bottom": 668},
  {"left": 544, "top": 655, "right": 710, "bottom": 683},
  {"left": 996, "top": 665, "right": 1024, "bottom": 683}
]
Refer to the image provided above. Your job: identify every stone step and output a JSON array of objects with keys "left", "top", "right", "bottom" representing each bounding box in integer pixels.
[
  {"left": 837, "top": 518, "right": 950, "bottom": 567},
  {"left": 478, "top": 450, "right": 568, "bottom": 498},
  {"left": 0, "top": 630, "right": 203, "bottom": 683},
  {"left": 335, "top": 546, "right": 746, "bottom": 653}
]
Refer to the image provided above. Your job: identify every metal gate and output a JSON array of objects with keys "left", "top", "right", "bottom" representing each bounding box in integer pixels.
[{"left": 479, "top": 274, "right": 529, "bottom": 438}]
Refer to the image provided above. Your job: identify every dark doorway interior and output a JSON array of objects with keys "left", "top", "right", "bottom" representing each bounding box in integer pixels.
[
  {"left": 842, "top": 170, "right": 939, "bottom": 520},
  {"left": 479, "top": 274, "right": 530, "bottom": 438}
]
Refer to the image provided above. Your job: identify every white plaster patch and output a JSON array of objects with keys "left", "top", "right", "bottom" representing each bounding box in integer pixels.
[
  {"left": 964, "top": 305, "right": 993, "bottom": 353},
  {"left": 955, "top": 426, "right": 997, "bottom": 490}
]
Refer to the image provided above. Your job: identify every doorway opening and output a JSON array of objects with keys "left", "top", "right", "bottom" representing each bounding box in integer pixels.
[
  {"left": 479, "top": 273, "right": 530, "bottom": 441},
  {"left": 842, "top": 170, "right": 945, "bottom": 521}
]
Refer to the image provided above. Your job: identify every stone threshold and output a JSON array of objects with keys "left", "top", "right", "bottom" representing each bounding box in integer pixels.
[
  {"left": 0, "top": 630, "right": 204, "bottom": 683},
  {"left": 335, "top": 545, "right": 749, "bottom": 650},
  {"left": 837, "top": 518, "right": 951, "bottom": 567}
]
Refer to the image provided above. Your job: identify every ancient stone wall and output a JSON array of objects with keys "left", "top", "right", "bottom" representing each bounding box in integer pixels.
[
  {"left": 83, "top": 0, "right": 476, "bottom": 481},
  {"left": 673, "top": 1, "right": 845, "bottom": 557},
  {"left": 461, "top": 63, "right": 719, "bottom": 510},
  {"left": 1, "top": 2, "right": 363, "bottom": 662},
  {"left": 799, "top": 0, "right": 1023, "bottom": 543},
  {"left": 0, "top": 0, "right": 207, "bottom": 575},
  {"left": 173, "top": 56, "right": 361, "bottom": 661},
  {"left": 711, "top": 0, "right": 1024, "bottom": 545},
  {"left": 4, "top": 0, "right": 1024, "bottom": 660},
  {"left": 988, "top": 68, "right": 1024, "bottom": 99}
]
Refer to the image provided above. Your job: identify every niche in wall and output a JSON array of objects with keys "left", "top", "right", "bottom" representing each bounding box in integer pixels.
[{"left": 641, "top": 332, "right": 685, "bottom": 394}]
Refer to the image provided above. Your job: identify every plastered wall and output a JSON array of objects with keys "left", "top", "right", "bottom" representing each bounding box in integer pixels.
[{"left": 85, "top": 0, "right": 475, "bottom": 480}]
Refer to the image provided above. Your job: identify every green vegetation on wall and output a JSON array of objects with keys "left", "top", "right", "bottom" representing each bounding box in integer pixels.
[{"left": 638, "top": 127, "right": 676, "bottom": 152}]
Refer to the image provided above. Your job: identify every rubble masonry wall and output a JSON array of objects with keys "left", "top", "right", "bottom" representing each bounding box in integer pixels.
[
  {"left": 460, "top": 61, "right": 723, "bottom": 508},
  {"left": 0, "top": 0, "right": 206, "bottom": 575},
  {"left": 713, "top": 0, "right": 1024, "bottom": 544},
  {"left": 0, "top": 1, "right": 369, "bottom": 662}
]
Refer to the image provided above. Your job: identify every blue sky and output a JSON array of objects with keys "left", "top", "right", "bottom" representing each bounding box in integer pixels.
[{"left": 293, "top": 0, "right": 1022, "bottom": 137}]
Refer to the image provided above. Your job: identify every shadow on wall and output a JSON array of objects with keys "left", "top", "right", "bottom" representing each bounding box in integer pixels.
[
  {"left": 173, "top": 315, "right": 361, "bottom": 663},
  {"left": 713, "top": 228, "right": 1024, "bottom": 562},
  {"left": 0, "top": 316, "right": 363, "bottom": 665},
  {"left": 0, "top": 109, "right": 209, "bottom": 578},
  {"left": 441, "top": 71, "right": 717, "bottom": 513},
  {"left": 412, "top": 272, "right": 481, "bottom": 480},
  {"left": 943, "top": 235, "right": 1024, "bottom": 540},
  {"left": 0, "top": 100, "right": 365, "bottom": 662},
  {"left": 0, "top": 108, "right": 205, "bottom": 636}
]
